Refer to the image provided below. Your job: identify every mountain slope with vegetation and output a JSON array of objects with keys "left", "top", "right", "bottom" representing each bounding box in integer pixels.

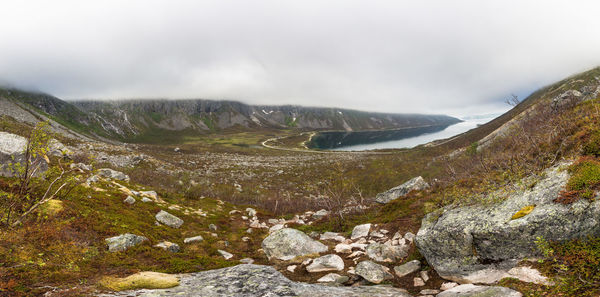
[{"left": 1, "top": 67, "right": 600, "bottom": 296}]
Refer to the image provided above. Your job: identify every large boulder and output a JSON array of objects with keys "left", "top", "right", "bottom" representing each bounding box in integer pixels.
[
  {"left": 375, "top": 176, "right": 429, "bottom": 204},
  {"left": 98, "top": 264, "right": 411, "bottom": 297},
  {"left": 105, "top": 233, "right": 148, "bottom": 252},
  {"left": 262, "top": 228, "right": 328, "bottom": 261},
  {"left": 416, "top": 164, "right": 600, "bottom": 284},
  {"left": 436, "top": 284, "right": 522, "bottom": 297},
  {"left": 0, "top": 132, "right": 27, "bottom": 177},
  {"left": 155, "top": 210, "right": 184, "bottom": 228}
]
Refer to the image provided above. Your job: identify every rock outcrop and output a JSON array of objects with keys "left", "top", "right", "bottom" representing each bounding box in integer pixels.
[
  {"left": 416, "top": 164, "right": 599, "bottom": 284},
  {"left": 262, "top": 228, "right": 328, "bottom": 261},
  {"left": 100, "top": 264, "right": 411, "bottom": 297},
  {"left": 375, "top": 176, "right": 429, "bottom": 204}
]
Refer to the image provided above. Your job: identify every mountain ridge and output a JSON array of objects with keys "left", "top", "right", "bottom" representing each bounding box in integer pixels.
[{"left": 0, "top": 87, "right": 461, "bottom": 143}]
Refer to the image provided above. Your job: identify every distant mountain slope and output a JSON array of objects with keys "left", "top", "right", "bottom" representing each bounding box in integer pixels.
[{"left": 0, "top": 88, "right": 461, "bottom": 142}]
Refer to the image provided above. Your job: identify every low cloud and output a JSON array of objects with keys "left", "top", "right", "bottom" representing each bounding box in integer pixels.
[{"left": 1, "top": 0, "right": 599, "bottom": 117}]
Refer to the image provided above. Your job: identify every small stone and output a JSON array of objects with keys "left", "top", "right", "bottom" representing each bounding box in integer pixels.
[
  {"left": 320, "top": 232, "right": 345, "bottom": 242},
  {"left": 141, "top": 197, "right": 152, "bottom": 203},
  {"left": 317, "top": 273, "right": 349, "bottom": 283},
  {"left": 440, "top": 282, "right": 459, "bottom": 291},
  {"left": 350, "top": 243, "right": 367, "bottom": 250},
  {"left": 239, "top": 258, "right": 254, "bottom": 264},
  {"left": 366, "top": 242, "right": 408, "bottom": 263},
  {"left": 183, "top": 235, "right": 204, "bottom": 244},
  {"left": 209, "top": 224, "right": 218, "bottom": 231},
  {"left": 229, "top": 210, "right": 240, "bottom": 215},
  {"left": 287, "top": 265, "right": 297, "bottom": 273},
  {"left": 335, "top": 243, "right": 352, "bottom": 254},
  {"left": 355, "top": 260, "right": 393, "bottom": 284},
  {"left": 218, "top": 250, "right": 234, "bottom": 260},
  {"left": 351, "top": 224, "right": 371, "bottom": 240},
  {"left": 246, "top": 208, "right": 257, "bottom": 217},
  {"left": 124, "top": 195, "right": 136, "bottom": 204},
  {"left": 369, "top": 231, "right": 385, "bottom": 238},
  {"left": 155, "top": 210, "right": 183, "bottom": 228},
  {"left": 404, "top": 232, "right": 415, "bottom": 242},
  {"left": 154, "top": 241, "right": 180, "bottom": 253},
  {"left": 312, "top": 209, "right": 329, "bottom": 220},
  {"left": 242, "top": 237, "right": 250, "bottom": 242},
  {"left": 394, "top": 260, "right": 421, "bottom": 277},
  {"left": 414, "top": 277, "right": 425, "bottom": 287},
  {"left": 420, "top": 289, "right": 440, "bottom": 295},
  {"left": 105, "top": 233, "right": 148, "bottom": 252},
  {"left": 348, "top": 251, "right": 365, "bottom": 258},
  {"left": 420, "top": 271, "right": 429, "bottom": 282},
  {"left": 306, "top": 254, "right": 344, "bottom": 272}
]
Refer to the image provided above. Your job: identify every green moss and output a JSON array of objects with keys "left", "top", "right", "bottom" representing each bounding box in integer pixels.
[
  {"left": 511, "top": 205, "right": 535, "bottom": 220},
  {"left": 567, "top": 158, "right": 600, "bottom": 192}
]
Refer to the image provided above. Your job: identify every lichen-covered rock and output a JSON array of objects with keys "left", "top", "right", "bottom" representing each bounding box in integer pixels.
[
  {"left": 105, "top": 233, "right": 148, "bottom": 252},
  {"left": 375, "top": 176, "right": 429, "bottom": 203},
  {"left": 351, "top": 223, "right": 371, "bottom": 240},
  {"left": 97, "top": 168, "right": 130, "bottom": 181},
  {"left": 366, "top": 242, "right": 409, "bottom": 263},
  {"left": 355, "top": 260, "right": 393, "bottom": 284},
  {"left": 155, "top": 210, "right": 184, "bottom": 228},
  {"left": 416, "top": 164, "right": 600, "bottom": 284},
  {"left": 436, "top": 284, "right": 522, "bottom": 297},
  {"left": 306, "top": 254, "right": 344, "bottom": 272},
  {"left": 99, "top": 264, "right": 411, "bottom": 297},
  {"left": 394, "top": 260, "right": 421, "bottom": 277},
  {"left": 0, "top": 132, "right": 28, "bottom": 177},
  {"left": 262, "top": 228, "right": 328, "bottom": 261}
]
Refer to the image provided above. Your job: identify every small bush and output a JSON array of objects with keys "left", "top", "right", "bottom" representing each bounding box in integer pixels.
[
  {"left": 582, "top": 131, "right": 600, "bottom": 156},
  {"left": 536, "top": 237, "right": 600, "bottom": 296}
]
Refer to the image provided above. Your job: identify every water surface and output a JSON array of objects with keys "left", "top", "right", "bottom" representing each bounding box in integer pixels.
[{"left": 310, "top": 115, "right": 499, "bottom": 151}]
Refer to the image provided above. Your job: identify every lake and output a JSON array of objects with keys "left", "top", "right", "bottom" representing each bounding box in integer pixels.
[{"left": 309, "top": 114, "right": 499, "bottom": 151}]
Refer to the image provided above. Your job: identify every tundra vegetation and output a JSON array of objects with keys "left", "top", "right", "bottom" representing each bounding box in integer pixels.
[{"left": 1, "top": 67, "right": 600, "bottom": 296}]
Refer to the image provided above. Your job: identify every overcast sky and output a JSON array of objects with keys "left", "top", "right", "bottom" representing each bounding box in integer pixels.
[{"left": 1, "top": 0, "right": 600, "bottom": 117}]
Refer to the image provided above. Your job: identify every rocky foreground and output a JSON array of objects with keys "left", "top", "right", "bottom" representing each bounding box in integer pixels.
[{"left": 99, "top": 264, "right": 521, "bottom": 297}]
